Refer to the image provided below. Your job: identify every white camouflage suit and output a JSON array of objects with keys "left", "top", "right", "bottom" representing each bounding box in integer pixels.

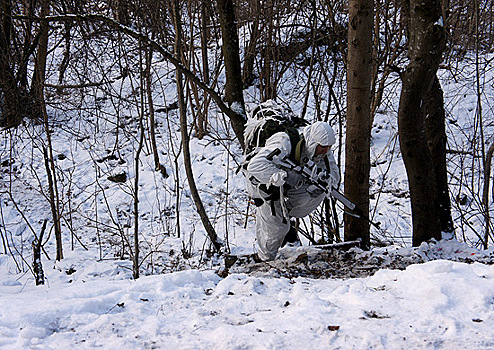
[{"left": 245, "top": 121, "right": 340, "bottom": 261}]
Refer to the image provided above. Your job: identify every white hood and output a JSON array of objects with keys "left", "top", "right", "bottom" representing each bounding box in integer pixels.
[{"left": 303, "top": 121, "right": 336, "bottom": 159}]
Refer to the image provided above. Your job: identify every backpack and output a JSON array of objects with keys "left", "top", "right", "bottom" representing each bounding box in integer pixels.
[{"left": 244, "top": 100, "right": 309, "bottom": 161}]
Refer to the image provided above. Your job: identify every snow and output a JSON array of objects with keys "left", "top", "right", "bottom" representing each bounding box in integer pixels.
[{"left": 1, "top": 248, "right": 493, "bottom": 349}]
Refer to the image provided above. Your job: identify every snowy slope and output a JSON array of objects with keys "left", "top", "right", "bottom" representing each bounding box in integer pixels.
[{"left": 1, "top": 243, "right": 493, "bottom": 349}]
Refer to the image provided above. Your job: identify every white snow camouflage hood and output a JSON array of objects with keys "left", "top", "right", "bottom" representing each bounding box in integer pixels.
[{"left": 303, "top": 121, "right": 336, "bottom": 159}]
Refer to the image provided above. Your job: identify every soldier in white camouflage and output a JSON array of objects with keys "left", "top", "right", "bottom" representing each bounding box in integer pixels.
[{"left": 244, "top": 110, "right": 340, "bottom": 261}]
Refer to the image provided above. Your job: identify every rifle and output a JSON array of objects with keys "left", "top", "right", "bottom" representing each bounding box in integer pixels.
[{"left": 266, "top": 148, "right": 381, "bottom": 230}]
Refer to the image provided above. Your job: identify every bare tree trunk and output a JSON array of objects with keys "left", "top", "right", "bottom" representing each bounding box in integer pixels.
[
  {"left": 201, "top": 0, "right": 210, "bottom": 85},
  {"left": 132, "top": 111, "right": 144, "bottom": 279},
  {"left": 216, "top": 0, "right": 246, "bottom": 146},
  {"left": 301, "top": 1, "right": 318, "bottom": 120},
  {"left": 115, "top": 0, "right": 130, "bottom": 25},
  {"left": 259, "top": 7, "right": 275, "bottom": 101},
  {"left": 132, "top": 37, "right": 148, "bottom": 279},
  {"left": 0, "top": 0, "right": 23, "bottom": 128},
  {"left": 482, "top": 143, "right": 494, "bottom": 248},
  {"left": 398, "top": 0, "right": 445, "bottom": 246},
  {"left": 425, "top": 76, "right": 454, "bottom": 235},
  {"left": 31, "top": 0, "right": 50, "bottom": 120},
  {"left": 57, "top": 21, "right": 71, "bottom": 91},
  {"left": 173, "top": 0, "right": 222, "bottom": 252},
  {"left": 34, "top": 0, "right": 63, "bottom": 260},
  {"left": 197, "top": 0, "right": 210, "bottom": 139},
  {"left": 145, "top": 46, "right": 167, "bottom": 177},
  {"left": 242, "top": 0, "right": 260, "bottom": 88},
  {"left": 344, "top": 0, "right": 373, "bottom": 249},
  {"left": 43, "top": 146, "right": 63, "bottom": 260}
]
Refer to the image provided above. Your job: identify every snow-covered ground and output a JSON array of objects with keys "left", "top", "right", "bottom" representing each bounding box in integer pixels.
[
  {"left": 1, "top": 241, "right": 493, "bottom": 349},
  {"left": 2, "top": 12, "right": 494, "bottom": 349}
]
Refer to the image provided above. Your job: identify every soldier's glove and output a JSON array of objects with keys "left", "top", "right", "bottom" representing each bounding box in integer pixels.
[{"left": 268, "top": 171, "right": 286, "bottom": 187}]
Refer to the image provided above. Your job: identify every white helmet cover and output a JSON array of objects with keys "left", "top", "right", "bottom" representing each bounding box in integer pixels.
[{"left": 303, "top": 121, "right": 336, "bottom": 159}]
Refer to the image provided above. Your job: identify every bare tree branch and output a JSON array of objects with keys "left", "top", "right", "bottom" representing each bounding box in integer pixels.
[{"left": 15, "top": 13, "right": 247, "bottom": 148}]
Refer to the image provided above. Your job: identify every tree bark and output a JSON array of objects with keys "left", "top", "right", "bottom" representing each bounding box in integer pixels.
[
  {"left": 482, "top": 143, "right": 494, "bottom": 248},
  {"left": 57, "top": 21, "right": 71, "bottom": 90},
  {"left": 36, "top": 0, "right": 63, "bottom": 261},
  {"left": 43, "top": 146, "right": 63, "bottom": 261},
  {"left": 115, "top": 0, "right": 130, "bottom": 25},
  {"left": 216, "top": 0, "right": 246, "bottom": 145},
  {"left": 242, "top": 0, "right": 260, "bottom": 88},
  {"left": 201, "top": 0, "right": 210, "bottom": 85},
  {"left": 0, "top": 0, "right": 23, "bottom": 128},
  {"left": 145, "top": 46, "right": 166, "bottom": 176},
  {"left": 425, "top": 76, "right": 454, "bottom": 235},
  {"left": 344, "top": 0, "right": 373, "bottom": 248},
  {"left": 31, "top": 0, "right": 50, "bottom": 120},
  {"left": 398, "top": 0, "right": 446, "bottom": 246}
]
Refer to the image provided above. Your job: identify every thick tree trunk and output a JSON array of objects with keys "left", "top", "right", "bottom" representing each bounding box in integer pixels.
[
  {"left": 398, "top": 0, "right": 446, "bottom": 246},
  {"left": 0, "top": 0, "right": 23, "bottom": 128},
  {"left": 425, "top": 76, "right": 454, "bottom": 235},
  {"left": 0, "top": 60, "right": 23, "bottom": 128},
  {"left": 344, "top": 0, "right": 373, "bottom": 249},
  {"left": 216, "top": 0, "right": 246, "bottom": 146}
]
